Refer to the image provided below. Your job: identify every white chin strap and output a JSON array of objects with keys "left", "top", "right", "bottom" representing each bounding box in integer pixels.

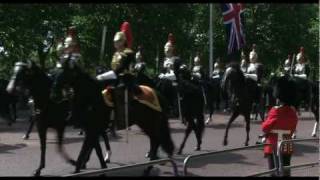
[{"left": 96, "top": 70, "right": 117, "bottom": 81}]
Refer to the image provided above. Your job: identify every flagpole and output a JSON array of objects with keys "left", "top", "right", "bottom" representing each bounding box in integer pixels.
[{"left": 209, "top": 3, "right": 213, "bottom": 77}]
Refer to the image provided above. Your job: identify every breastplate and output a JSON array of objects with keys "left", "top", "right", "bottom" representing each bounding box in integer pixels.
[
  {"left": 111, "top": 52, "right": 122, "bottom": 71},
  {"left": 192, "top": 66, "right": 201, "bottom": 73},
  {"left": 163, "top": 58, "right": 175, "bottom": 70},
  {"left": 247, "top": 63, "right": 257, "bottom": 74},
  {"left": 295, "top": 64, "right": 305, "bottom": 74}
]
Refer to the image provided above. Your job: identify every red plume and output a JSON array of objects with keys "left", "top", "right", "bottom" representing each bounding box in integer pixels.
[
  {"left": 67, "top": 26, "right": 77, "bottom": 37},
  {"left": 168, "top": 33, "right": 175, "bottom": 45},
  {"left": 120, "top": 21, "right": 133, "bottom": 48}
]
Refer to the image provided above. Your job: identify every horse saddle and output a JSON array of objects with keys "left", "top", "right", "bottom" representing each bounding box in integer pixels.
[{"left": 102, "top": 85, "right": 162, "bottom": 112}]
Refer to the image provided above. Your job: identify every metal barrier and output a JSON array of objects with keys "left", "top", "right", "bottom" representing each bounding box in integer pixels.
[
  {"left": 247, "top": 168, "right": 278, "bottom": 177},
  {"left": 278, "top": 138, "right": 319, "bottom": 176},
  {"left": 183, "top": 143, "right": 276, "bottom": 176},
  {"left": 283, "top": 162, "right": 319, "bottom": 177},
  {"left": 62, "top": 158, "right": 179, "bottom": 177}
]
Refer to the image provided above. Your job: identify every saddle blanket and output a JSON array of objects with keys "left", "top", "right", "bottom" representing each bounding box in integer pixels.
[{"left": 102, "top": 85, "right": 162, "bottom": 112}]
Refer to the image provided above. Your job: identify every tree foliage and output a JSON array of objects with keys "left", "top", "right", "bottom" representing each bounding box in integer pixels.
[{"left": 0, "top": 3, "right": 318, "bottom": 79}]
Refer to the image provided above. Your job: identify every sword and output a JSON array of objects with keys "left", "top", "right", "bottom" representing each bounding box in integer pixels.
[
  {"left": 124, "top": 88, "right": 129, "bottom": 143},
  {"left": 290, "top": 54, "right": 295, "bottom": 76}
]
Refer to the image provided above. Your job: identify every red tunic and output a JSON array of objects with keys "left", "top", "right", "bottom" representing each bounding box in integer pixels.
[{"left": 261, "top": 105, "right": 298, "bottom": 154}]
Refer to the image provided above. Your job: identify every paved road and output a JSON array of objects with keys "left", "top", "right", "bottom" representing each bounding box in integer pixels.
[{"left": 0, "top": 109, "right": 318, "bottom": 176}]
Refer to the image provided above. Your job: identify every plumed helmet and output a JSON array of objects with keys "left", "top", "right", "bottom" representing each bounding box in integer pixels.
[
  {"left": 194, "top": 56, "right": 200, "bottom": 63},
  {"left": 113, "top": 31, "right": 126, "bottom": 43},
  {"left": 241, "top": 59, "right": 247, "bottom": 66},
  {"left": 120, "top": 21, "right": 133, "bottom": 48},
  {"left": 164, "top": 33, "right": 175, "bottom": 49},
  {"left": 296, "top": 46, "right": 305, "bottom": 62},
  {"left": 214, "top": 62, "right": 219, "bottom": 69},
  {"left": 64, "top": 26, "right": 80, "bottom": 54},
  {"left": 56, "top": 38, "right": 65, "bottom": 56},
  {"left": 241, "top": 50, "right": 246, "bottom": 59},
  {"left": 284, "top": 59, "right": 290, "bottom": 66},
  {"left": 249, "top": 46, "right": 258, "bottom": 62}
]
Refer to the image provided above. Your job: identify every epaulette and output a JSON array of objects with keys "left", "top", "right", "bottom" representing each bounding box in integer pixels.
[{"left": 274, "top": 105, "right": 281, "bottom": 109}]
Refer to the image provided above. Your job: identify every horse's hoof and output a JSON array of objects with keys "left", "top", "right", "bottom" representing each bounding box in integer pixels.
[
  {"left": 194, "top": 146, "right": 201, "bottom": 151},
  {"left": 292, "top": 134, "right": 296, "bottom": 139},
  {"left": 32, "top": 170, "right": 41, "bottom": 177},
  {"left": 145, "top": 152, "right": 150, "bottom": 158},
  {"left": 68, "top": 159, "right": 77, "bottom": 166},
  {"left": 80, "top": 164, "right": 87, "bottom": 170},
  {"left": 205, "top": 118, "right": 211, "bottom": 125},
  {"left": 22, "top": 135, "right": 29, "bottom": 140},
  {"left": 105, "top": 159, "right": 110, "bottom": 163},
  {"left": 223, "top": 140, "right": 228, "bottom": 146},
  {"left": 177, "top": 150, "right": 182, "bottom": 155},
  {"left": 244, "top": 142, "right": 249, "bottom": 146},
  {"left": 312, "top": 134, "right": 316, "bottom": 137},
  {"left": 78, "top": 131, "right": 83, "bottom": 135}
]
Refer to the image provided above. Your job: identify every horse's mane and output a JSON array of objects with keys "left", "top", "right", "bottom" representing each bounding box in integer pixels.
[{"left": 227, "top": 62, "right": 245, "bottom": 83}]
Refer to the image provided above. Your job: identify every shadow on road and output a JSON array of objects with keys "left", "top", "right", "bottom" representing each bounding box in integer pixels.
[{"left": 0, "top": 143, "right": 27, "bottom": 154}]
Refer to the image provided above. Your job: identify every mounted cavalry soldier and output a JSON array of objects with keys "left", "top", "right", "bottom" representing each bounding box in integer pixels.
[
  {"left": 157, "top": 33, "right": 183, "bottom": 119},
  {"left": 191, "top": 55, "right": 206, "bottom": 81},
  {"left": 245, "top": 44, "right": 263, "bottom": 83},
  {"left": 240, "top": 51, "right": 248, "bottom": 73},
  {"left": 96, "top": 22, "right": 136, "bottom": 130},
  {"left": 293, "top": 47, "right": 310, "bottom": 79},
  {"left": 134, "top": 46, "right": 146, "bottom": 75},
  {"left": 244, "top": 44, "right": 265, "bottom": 120},
  {"left": 158, "top": 33, "right": 183, "bottom": 82},
  {"left": 281, "top": 54, "right": 293, "bottom": 76}
]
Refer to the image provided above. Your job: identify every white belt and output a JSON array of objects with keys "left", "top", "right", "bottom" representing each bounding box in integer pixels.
[{"left": 270, "top": 129, "right": 291, "bottom": 155}]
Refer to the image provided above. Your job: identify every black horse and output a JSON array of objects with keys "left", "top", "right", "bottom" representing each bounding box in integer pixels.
[
  {"left": 6, "top": 61, "right": 76, "bottom": 176},
  {"left": 221, "top": 62, "right": 259, "bottom": 146},
  {"left": 204, "top": 75, "right": 225, "bottom": 124},
  {"left": 51, "top": 57, "right": 174, "bottom": 172},
  {"left": 0, "top": 78, "right": 17, "bottom": 125},
  {"left": 176, "top": 65, "right": 205, "bottom": 154},
  {"left": 156, "top": 65, "right": 205, "bottom": 155}
]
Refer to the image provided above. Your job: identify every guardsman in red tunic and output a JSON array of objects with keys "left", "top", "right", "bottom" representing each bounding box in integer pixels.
[{"left": 261, "top": 75, "right": 298, "bottom": 176}]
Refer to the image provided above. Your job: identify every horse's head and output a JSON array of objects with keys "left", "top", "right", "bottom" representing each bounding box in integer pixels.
[
  {"left": 6, "top": 60, "right": 38, "bottom": 95},
  {"left": 221, "top": 63, "right": 244, "bottom": 92},
  {"left": 50, "top": 53, "right": 80, "bottom": 102}
]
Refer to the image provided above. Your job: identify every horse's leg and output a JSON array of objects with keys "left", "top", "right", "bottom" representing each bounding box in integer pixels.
[
  {"left": 312, "top": 122, "right": 318, "bottom": 137},
  {"left": 33, "top": 123, "right": 47, "bottom": 176},
  {"left": 244, "top": 113, "right": 251, "bottom": 146},
  {"left": 195, "top": 114, "right": 205, "bottom": 151},
  {"left": 93, "top": 136, "right": 107, "bottom": 169},
  {"left": 23, "top": 116, "right": 34, "bottom": 140},
  {"left": 74, "top": 135, "right": 91, "bottom": 173},
  {"left": 56, "top": 126, "right": 76, "bottom": 166},
  {"left": 205, "top": 99, "right": 214, "bottom": 125},
  {"left": 148, "top": 135, "right": 159, "bottom": 160},
  {"left": 101, "top": 133, "right": 112, "bottom": 163},
  {"left": 311, "top": 102, "right": 319, "bottom": 137},
  {"left": 145, "top": 137, "right": 152, "bottom": 158},
  {"left": 223, "top": 111, "right": 240, "bottom": 146},
  {"left": 177, "top": 117, "right": 193, "bottom": 155}
]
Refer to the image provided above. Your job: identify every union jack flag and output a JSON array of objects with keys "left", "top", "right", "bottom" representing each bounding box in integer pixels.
[{"left": 221, "top": 3, "right": 246, "bottom": 54}]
